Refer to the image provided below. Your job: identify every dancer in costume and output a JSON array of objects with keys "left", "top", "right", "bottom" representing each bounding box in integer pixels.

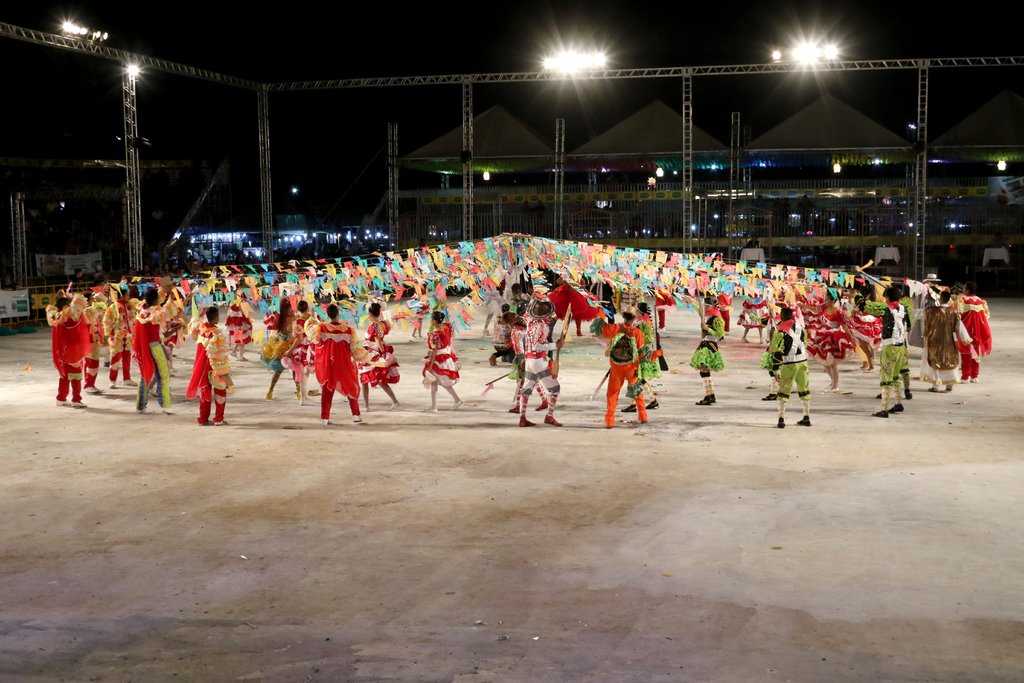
[
  {"left": 261, "top": 299, "right": 297, "bottom": 401},
  {"left": 738, "top": 295, "right": 769, "bottom": 343},
  {"left": 186, "top": 306, "right": 232, "bottom": 426},
  {"left": 283, "top": 300, "right": 318, "bottom": 405},
  {"left": 923, "top": 289, "right": 971, "bottom": 392},
  {"left": 907, "top": 275, "right": 942, "bottom": 377},
  {"left": 359, "top": 301, "right": 402, "bottom": 411},
  {"left": 549, "top": 276, "right": 603, "bottom": 337},
  {"left": 422, "top": 310, "right": 464, "bottom": 412},
  {"left": 717, "top": 291, "right": 733, "bottom": 333},
  {"left": 591, "top": 310, "right": 651, "bottom": 428},
  {"left": 489, "top": 304, "right": 515, "bottom": 366},
  {"left": 307, "top": 303, "right": 364, "bottom": 425},
  {"left": 103, "top": 289, "right": 137, "bottom": 389},
  {"left": 957, "top": 282, "right": 992, "bottom": 383},
  {"left": 504, "top": 310, "right": 546, "bottom": 413},
  {"left": 82, "top": 292, "right": 108, "bottom": 395},
  {"left": 689, "top": 293, "right": 726, "bottom": 405},
  {"left": 225, "top": 293, "right": 254, "bottom": 361},
  {"left": 846, "top": 287, "right": 882, "bottom": 372},
  {"left": 874, "top": 286, "right": 912, "bottom": 418},
  {"left": 769, "top": 306, "right": 812, "bottom": 428},
  {"left": 46, "top": 293, "right": 93, "bottom": 408},
  {"left": 805, "top": 290, "right": 856, "bottom": 393},
  {"left": 481, "top": 281, "right": 508, "bottom": 337},
  {"left": 515, "top": 298, "right": 563, "bottom": 427},
  {"left": 159, "top": 286, "right": 186, "bottom": 377},
  {"left": 654, "top": 289, "right": 675, "bottom": 330},
  {"left": 133, "top": 287, "right": 178, "bottom": 414},
  {"left": 408, "top": 297, "right": 427, "bottom": 339},
  {"left": 623, "top": 302, "right": 661, "bottom": 412}
]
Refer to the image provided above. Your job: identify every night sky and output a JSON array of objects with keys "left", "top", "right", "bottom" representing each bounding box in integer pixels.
[{"left": 2, "top": 2, "right": 1021, "bottom": 223}]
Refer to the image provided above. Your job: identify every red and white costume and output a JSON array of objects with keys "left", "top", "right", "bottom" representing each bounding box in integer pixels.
[
  {"left": 717, "top": 292, "right": 733, "bottom": 332},
  {"left": 103, "top": 297, "right": 136, "bottom": 386},
  {"left": 359, "top": 320, "right": 401, "bottom": 387},
  {"left": 423, "top": 321, "right": 461, "bottom": 387},
  {"left": 306, "top": 317, "right": 362, "bottom": 423},
  {"left": 957, "top": 294, "right": 992, "bottom": 381},
  {"left": 46, "top": 294, "right": 93, "bottom": 406},
  {"left": 283, "top": 313, "right": 315, "bottom": 382},
  {"left": 225, "top": 301, "right": 253, "bottom": 346},
  {"left": 739, "top": 298, "right": 770, "bottom": 330},
  {"left": 806, "top": 305, "right": 856, "bottom": 365},
  {"left": 186, "top": 319, "right": 232, "bottom": 425},
  {"left": 846, "top": 303, "right": 882, "bottom": 350},
  {"left": 654, "top": 290, "right": 674, "bottom": 330},
  {"left": 517, "top": 308, "right": 561, "bottom": 424}
]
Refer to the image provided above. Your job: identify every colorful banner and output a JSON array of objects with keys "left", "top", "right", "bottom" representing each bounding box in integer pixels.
[
  {"left": 34, "top": 252, "right": 103, "bottom": 277},
  {"left": 0, "top": 289, "right": 30, "bottom": 318}
]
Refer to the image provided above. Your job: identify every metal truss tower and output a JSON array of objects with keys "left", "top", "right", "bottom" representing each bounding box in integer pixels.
[
  {"left": 258, "top": 87, "right": 274, "bottom": 262},
  {"left": 554, "top": 118, "right": 566, "bottom": 240},
  {"left": 681, "top": 72, "right": 693, "bottom": 252},
  {"left": 913, "top": 63, "right": 930, "bottom": 280},
  {"left": 122, "top": 67, "right": 143, "bottom": 270},
  {"left": 388, "top": 122, "right": 399, "bottom": 247},
  {"left": 461, "top": 80, "right": 474, "bottom": 242},
  {"left": 9, "top": 192, "right": 26, "bottom": 286}
]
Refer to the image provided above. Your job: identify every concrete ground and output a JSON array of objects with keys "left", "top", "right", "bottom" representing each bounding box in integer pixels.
[{"left": 1, "top": 300, "right": 1022, "bottom": 682}]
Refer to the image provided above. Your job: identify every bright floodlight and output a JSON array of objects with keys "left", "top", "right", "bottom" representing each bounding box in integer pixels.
[
  {"left": 482, "top": 171, "right": 491, "bottom": 181},
  {"left": 833, "top": 163, "right": 842, "bottom": 174},
  {"left": 655, "top": 167, "right": 664, "bottom": 178},
  {"left": 126, "top": 64, "right": 140, "bottom": 77},
  {"left": 778, "top": 41, "right": 841, "bottom": 65},
  {"left": 542, "top": 50, "right": 607, "bottom": 73},
  {"left": 997, "top": 159, "right": 1008, "bottom": 171},
  {"left": 62, "top": 20, "right": 108, "bottom": 41}
]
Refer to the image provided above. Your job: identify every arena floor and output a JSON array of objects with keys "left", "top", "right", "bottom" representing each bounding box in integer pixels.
[{"left": 1, "top": 301, "right": 1022, "bottom": 682}]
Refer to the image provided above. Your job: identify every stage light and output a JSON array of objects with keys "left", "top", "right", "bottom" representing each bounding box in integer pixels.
[
  {"left": 61, "top": 20, "right": 109, "bottom": 42},
  {"left": 833, "top": 163, "right": 842, "bottom": 174},
  {"left": 482, "top": 171, "right": 491, "bottom": 181},
  {"left": 655, "top": 167, "right": 664, "bottom": 178},
  {"left": 126, "top": 64, "right": 140, "bottom": 77},
  {"left": 771, "top": 49, "right": 783, "bottom": 62},
  {"left": 997, "top": 159, "right": 1007, "bottom": 171},
  {"left": 542, "top": 50, "right": 607, "bottom": 74}
]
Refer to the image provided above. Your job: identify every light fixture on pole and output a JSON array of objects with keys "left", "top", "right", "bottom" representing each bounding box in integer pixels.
[
  {"left": 542, "top": 49, "right": 608, "bottom": 74},
  {"left": 61, "top": 20, "right": 109, "bottom": 42},
  {"left": 771, "top": 41, "right": 841, "bottom": 65}
]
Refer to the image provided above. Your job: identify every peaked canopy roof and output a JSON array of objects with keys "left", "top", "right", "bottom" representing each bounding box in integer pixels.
[
  {"left": 746, "top": 94, "right": 912, "bottom": 166},
  {"left": 570, "top": 99, "right": 727, "bottom": 159},
  {"left": 403, "top": 105, "right": 553, "bottom": 173},
  {"left": 931, "top": 90, "right": 1024, "bottom": 161}
]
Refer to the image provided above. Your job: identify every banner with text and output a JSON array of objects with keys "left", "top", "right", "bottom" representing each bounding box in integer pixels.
[
  {"left": 0, "top": 289, "right": 30, "bottom": 318},
  {"left": 34, "top": 252, "right": 103, "bottom": 277}
]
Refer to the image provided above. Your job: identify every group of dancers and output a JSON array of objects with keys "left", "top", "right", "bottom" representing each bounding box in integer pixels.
[{"left": 43, "top": 272, "right": 992, "bottom": 429}]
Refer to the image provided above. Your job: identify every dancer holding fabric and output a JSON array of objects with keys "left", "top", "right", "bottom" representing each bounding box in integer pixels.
[{"left": 307, "top": 303, "right": 363, "bottom": 425}]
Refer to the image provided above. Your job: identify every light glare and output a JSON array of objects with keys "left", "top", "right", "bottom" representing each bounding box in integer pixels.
[
  {"left": 542, "top": 50, "right": 607, "bottom": 73},
  {"left": 997, "top": 159, "right": 1008, "bottom": 171},
  {"left": 126, "top": 64, "right": 140, "bottom": 77}
]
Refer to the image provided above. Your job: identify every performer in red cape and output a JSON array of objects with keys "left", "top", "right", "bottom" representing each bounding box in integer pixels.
[
  {"left": 956, "top": 281, "right": 992, "bottom": 383},
  {"left": 186, "top": 306, "right": 233, "bottom": 426},
  {"left": 717, "top": 291, "right": 733, "bottom": 333},
  {"left": 307, "top": 303, "right": 363, "bottom": 425},
  {"left": 548, "top": 276, "right": 602, "bottom": 336},
  {"left": 654, "top": 289, "right": 674, "bottom": 330},
  {"left": 46, "top": 293, "right": 93, "bottom": 408}
]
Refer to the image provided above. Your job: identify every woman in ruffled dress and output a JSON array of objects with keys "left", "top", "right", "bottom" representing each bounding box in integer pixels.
[
  {"left": 359, "top": 302, "right": 402, "bottom": 411},
  {"left": 422, "top": 310, "right": 463, "bottom": 412},
  {"left": 804, "top": 290, "right": 856, "bottom": 393}
]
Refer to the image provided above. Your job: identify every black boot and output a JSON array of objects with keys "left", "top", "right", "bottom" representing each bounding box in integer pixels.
[
  {"left": 873, "top": 409, "right": 889, "bottom": 418},
  {"left": 777, "top": 417, "right": 785, "bottom": 428},
  {"left": 622, "top": 403, "right": 637, "bottom": 413},
  {"left": 903, "top": 390, "right": 913, "bottom": 400},
  {"left": 646, "top": 400, "right": 659, "bottom": 409},
  {"left": 796, "top": 416, "right": 811, "bottom": 427},
  {"left": 762, "top": 393, "right": 777, "bottom": 401},
  {"left": 696, "top": 394, "right": 715, "bottom": 406},
  {"left": 889, "top": 403, "right": 904, "bottom": 413}
]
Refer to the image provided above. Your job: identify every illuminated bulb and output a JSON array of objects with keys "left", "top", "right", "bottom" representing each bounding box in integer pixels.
[
  {"left": 482, "top": 171, "right": 491, "bottom": 181},
  {"left": 771, "top": 49, "right": 782, "bottom": 62},
  {"left": 997, "top": 159, "right": 1007, "bottom": 171},
  {"left": 126, "top": 64, "right": 140, "bottom": 77},
  {"left": 655, "top": 167, "right": 664, "bottom": 178},
  {"left": 824, "top": 44, "right": 839, "bottom": 60},
  {"left": 833, "top": 163, "right": 842, "bottom": 174}
]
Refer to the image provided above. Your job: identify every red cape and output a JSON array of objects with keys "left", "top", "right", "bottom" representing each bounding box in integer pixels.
[
  {"left": 185, "top": 341, "right": 211, "bottom": 400},
  {"left": 132, "top": 319, "right": 157, "bottom": 384},
  {"left": 548, "top": 284, "right": 603, "bottom": 322},
  {"left": 314, "top": 324, "right": 360, "bottom": 398},
  {"left": 51, "top": 318, "right": 90, "bottom": 376},
  {"left": 961, "top": 308, "right": 992, "bottom": 356}
]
